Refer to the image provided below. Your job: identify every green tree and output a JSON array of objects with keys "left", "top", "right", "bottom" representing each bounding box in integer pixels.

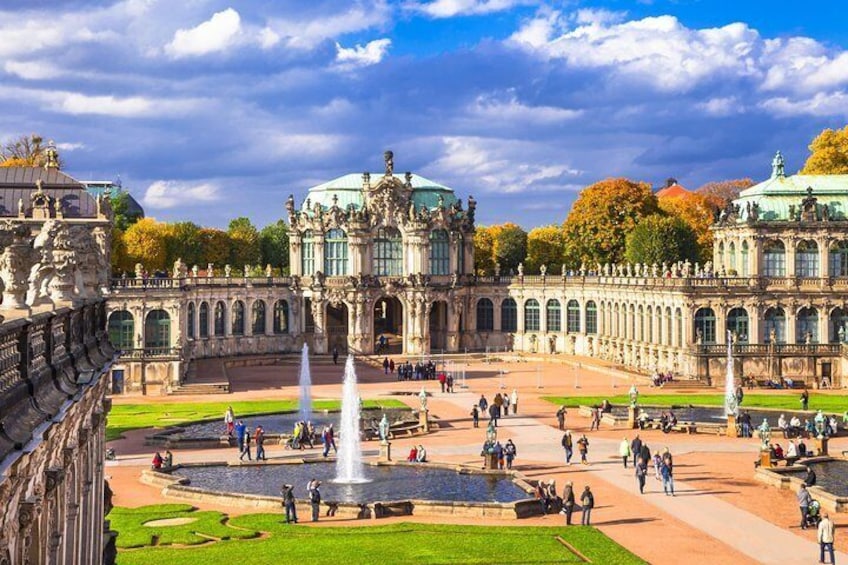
[
  {"left": 562, "top": 178, "right": 658, "bottom": 266},
  {"left": 492, "top": 223, "right": 527, "bottom": 274},
  {"left": 164, "top": 221, "right": 202, "bottom": 267},
  {"left": 525, "top": 225, "right": 565, "bottom": 274},
  {"left": 473, "top": 227, "right": 495, "bottom": 275},
  {"left": 198, "top": 228, "right": 231, "bottom": 268},
  {"left": 658, "top": 193, "right": 716, "bottom": 262},
  {"left": 801, "top": 125, "right": 848, "bottom": 174},
  {"left": 259, "top": 220, "right": 290, "bottom": 274},
  {"left": 624, "top": 215, "right": 698, "bottom": 266},
  {"left": 111, "top": 191, "right": 144, "bottom": 231},
  {"left": 227, "top": 217, "right": 261, "bottom": 268}
]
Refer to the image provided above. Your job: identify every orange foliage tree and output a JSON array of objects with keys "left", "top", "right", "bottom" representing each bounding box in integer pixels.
[
  {"left": 122, "top": 218, "right": 169, "bottom": 272},
  {"left": 801, "top": 125, "right": 848, "bottom": 174},
  {"left": 658, "top": 192, "right": 716, "bottom": 262},
  {"left": 525, "top": 225, "right": 565, "bottom": 274}
]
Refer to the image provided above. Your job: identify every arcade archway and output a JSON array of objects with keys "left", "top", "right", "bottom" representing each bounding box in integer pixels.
[
  {"left": 374, "top": 297, "right": 403, "bottom": 354},
  {"left": 430, "top": 300, "right": 448, "bottom": 351},
  {"left": 326, "top": 302, "right": 349, "bottom": 353}
]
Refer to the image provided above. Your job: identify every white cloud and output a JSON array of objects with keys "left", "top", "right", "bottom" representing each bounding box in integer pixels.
[
  {"left": 3, "top": 60, "right": 64, "bottom": 80},
  {"left": 335, "top": 38, "right": 391, "bottom": 69},
  {"left": 469, "top": 94, "right": 582, "bottom": 124},
  {"left": 143, "top": 180, "right": 221, "bottom": 209},
  {"left": 407, "top": 0, "right": 536, "bottom": 18},
  {"left": 760, "top": 92, "right": 848, "bottom": 118},
  {"left": 164, "top": 8, "right": 242, "bottom": 58},
  {"left": 697, "top": 96, "right": 743, "bottom": 116},
  {"left": 264, "top": 1, "right": 390, "bottom": 50},
  {"left": 56, "top": 142, "right": 86, "bottom": 151}
]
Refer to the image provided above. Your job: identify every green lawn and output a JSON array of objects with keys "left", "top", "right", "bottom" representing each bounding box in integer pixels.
[
  {"left": 543, "top": 394, "right": 848, "bottom": 412},
  {"left": 107, "top": 399, "right": 408, "bottom": 441},
  {"left": 112, "top": 506, "right": 645, "bottom": 565}
]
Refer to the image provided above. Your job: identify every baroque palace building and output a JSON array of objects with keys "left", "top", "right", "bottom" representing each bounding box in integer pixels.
[
  {"left": 0, "top": 148, "right": 117, "bottom": 564},
  {"left": 108, "top": 151, "right": 848, "bottom": 394}
]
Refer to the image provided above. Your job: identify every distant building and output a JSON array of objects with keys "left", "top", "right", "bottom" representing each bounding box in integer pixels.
[
  {"left": 655, "top": 177, "right": 692, "bottom": 199},
  {"left": 81, "top": 178, "right": 145, "bottom": 219}
]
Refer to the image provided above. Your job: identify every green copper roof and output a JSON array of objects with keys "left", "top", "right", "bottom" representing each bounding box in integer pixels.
[{"left": 302, "top": 173, "right": 458, "bottom": 212}]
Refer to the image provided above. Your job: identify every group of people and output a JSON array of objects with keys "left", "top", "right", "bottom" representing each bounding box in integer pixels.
[
  {"left": 280, "top": 479, "right": 322, "bottom": 523},
  {"left": 552, "top": 481, "right": 594, "bottom": 526},
  {"left": 234, "top": 421, "right": 266, "bottom": 461},
  {"left": 623, "top": 437, "right": 675, "bottom": 496},
  {"left": 776, "top": 411, "right": 841, "bottom": 440},
  {"left": 658, "top": 411, "right": 678, "bottom": 433},
  {"left": 473, "top": 390, "right": 519, "bottom": 428},
  {"left": 151, "top": 450, "right": 173, "bottom": 470},
  {"left": 386, "top": 358, "right": 439, "bottom": 381},
  {"left": 650, "top": 371, "right": 675, "bottom": 387},
  {"left": 406, "top": 444, "right": 427, "bottom": 463},
  {"left": 559, "top": 430, "right": 590, "bottom": 465}
]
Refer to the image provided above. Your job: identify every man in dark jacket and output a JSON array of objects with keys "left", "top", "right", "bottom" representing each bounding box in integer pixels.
[
  {"left": 561, "top": 482, "right": 576, "bottom": 525},
  {"left": 580, "top": 486, "right": 594, "bottom": 525},
  {"left": 630, "top": 435, "right": 643, "bottom": 467},
  {"left": 281, "top": 484, "right": 298, "bottom": 524},
  {"left": 309, "top": 479, "right": 321, "bottom": 522},
  {"left": 798, "top": 484, "right": 813, "bottom": 529}
]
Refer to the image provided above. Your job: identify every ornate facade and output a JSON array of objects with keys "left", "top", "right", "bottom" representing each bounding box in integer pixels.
[{"left": 108, "top": 151, "right": 848, "bottom": 394}]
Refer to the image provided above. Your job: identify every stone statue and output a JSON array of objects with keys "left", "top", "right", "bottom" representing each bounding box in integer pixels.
[
  {"left": 266, "top": 264, "right": 273, "bottom": 277},
  {"left": 191, "top": 265, "right": 199, "bottom": 278},
  {"left": 244, "top": 264, "right": 251, "bottom": 278},
  {"left": 494, "top": 263, "right": 501, "bottom": 277},
  {"left": 486, "top": 419, "right": 497, "bottom": 444},
  {"left": 17, "top": 198, "right": 23, "bottom": 217},
  {"left": 771, "top": 150, "right": 785, "bottom": 178},
  {"left": 134, "top": 263, "right": 145, "bottom": 279},
  {"left": 384, "top": 150, "right": 394, "bottom": 176},
  {"left": 172, "top": 258, "right": 186, "bottom": 279},
  {"left": 466, "top": 195, "right": 476, "bottom": 223},
  {"left": 540, "top": 264, "right": 547, "bottom": 277},
  {"left": 757, "top": 419, "right": 771, "bottom": 449},
  {"left": 629, "top": 384, "right": 639, "bottom": 408},
  {"left": 651, "top": 263, "right": 658, "bottom": 277},
  {"left": 0, "top": 224, "right": 33, "bottom": 309},
  {"left": 814, "top": 410, "right": 826, "bottom": 437},
  {"left": 517, "top": 263, "right": 524, "bottom": 276},
  {"left": 419, "top": 387, "right": 427, "bottom": 411},
  {"left": 207, "top": 263, "right": 214, "bottom": 277},
  {"left": 378, "top": 414, "right": 390, "bottom": 442},
  {"left": 224, "top": 264, "right": 232, "bottom": 278}
]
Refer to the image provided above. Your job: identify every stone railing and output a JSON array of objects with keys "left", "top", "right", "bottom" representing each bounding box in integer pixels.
[
  {"left": 119, "top": 347, "right": 182, "bottom": 360},
  {"left": 694, "top": 343, "right": 843, "bottom": 356}
]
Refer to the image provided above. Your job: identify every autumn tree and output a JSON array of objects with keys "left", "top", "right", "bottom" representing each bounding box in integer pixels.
[
  {"left": 658, "top": 193, "right": 715, "bottom": 262},
  {"left": 473, "top": 226, "right": 495, "bottom": 275},
  {"left": 198, "top": 228, "right": 231, "bottom": 268},
  {"left": 164, "top": 221, "right": 203, "bottom": 267},
  {"left": 259, "top": 220, "right": 290, "bottom": 273},
  {"left": 562, "top": 178, "right": 658, "bottom": 266},
  {"left": 624, "top": 215, "right": 698, "bottom": 266},
  {"left": 0, "top": 134, "right": 49, "bottom": 167},
  {"left": 801, "top": 125, "right": 848, "bottom": 174},
  {"left": 227, "top": 217, "right": 261, "bottom": 268},
  {"left": 111, "top": 227, "right": 133, "bottom": 275},
  {"left": 122, "top": 218, "right": 169, "bottom": 272},
  {"left": 695, "top": 178, "right": 755, "bottom": 212},
  {"left": 490, "top": 223, "right": 527, "bottom": 274},
  {"left": 525, "top": 225, "right": 565, "bottom": 274}
]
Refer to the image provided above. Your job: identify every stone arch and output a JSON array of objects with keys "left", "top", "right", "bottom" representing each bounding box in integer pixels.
[
  {"left": 107, "top": 310, "right": 134, "bottom": 350},
  {"left": 476, "top": 298, "right": 494, "bottom": 331},
  {"left": 231, "top": 300, "right": 246, "bottom": 335},
  {"left": 252, "top": 300, "right": 266, "bottom": 335},
  {"left": 144, "top": 309, "right": 170, "bottom": 349},
  {"left": 273, "top": 300, "right": 290, "bottom": 334},
  {"left": 796, "top": 306, "right": 819, "bottom": 343},
  {"left": 199, "top": 301, "right": 209, "bottom": 338}
]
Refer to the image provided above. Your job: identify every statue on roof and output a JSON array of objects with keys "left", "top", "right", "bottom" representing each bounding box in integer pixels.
[
  {"left": 384, "top": 150, "right": 394, "bottom": 176},
  {"left": 771, "top": 150, "right": 785, "bottom": 178},
  {"left": 45, "top": 140, "right": 59, "bottom": 170}
]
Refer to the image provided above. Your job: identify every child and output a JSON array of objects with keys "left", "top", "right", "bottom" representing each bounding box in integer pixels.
[{"left": 471, "top": 405, "right": 480, "bottom": 428}]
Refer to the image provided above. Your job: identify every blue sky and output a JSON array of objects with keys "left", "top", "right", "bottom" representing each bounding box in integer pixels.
[{"left": 1, "top": 0, "right": 846, "bottom": 229}]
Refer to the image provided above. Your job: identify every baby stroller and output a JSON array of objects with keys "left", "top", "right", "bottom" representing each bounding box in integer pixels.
[{"left": 805, "top": 499, "right": 822, "bottom": 528}]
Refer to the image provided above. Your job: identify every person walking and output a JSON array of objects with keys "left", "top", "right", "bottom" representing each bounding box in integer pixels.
[
  {"left": 235, "top": 420, "right": 246, "bottom": 452},
  {"left": 801, "top": 388, "right": 810, "bottom": 411},
  {"left": 798, "top": 484, "right": 814, "bottom": 530},
  {"left": 489, "top": 404, "right": 499, "bottom": 428},
  {"left": 225, "top": 406, "right": 235, "bottom": 436},
  {"left": 511, "top": 389, "right": 518, "bottom": 414},
  {"left": 619, "top": 437, "right": 631, "bottom": 469},
  {"left": 630, "top": 435, "right": 643, "bottom": 468},
  {"left": 562, "top": 430, "right": 574, "bottom": 465},
  {"left": 255, "top": 425, "right": 266, "bottom": 461},
  {"left": 818, "top": 513, "right": 836, "bottom": 564},
  {"left": 504, "top": 439, "right": 517, "bottom": 470},
  {"left": 471, "top": 405, "right": 480, "bottom": 428},
  {"left": 590, "top": 406, "right": 601, "bottom": 431},
  {"left": 660, "top": 457, "right": 675, "bottom": 496},
  {"left": 281, "top": 483, "right": 298, "bottom": 524},
  {"left": 635, "top": 457, "right": 647, "bottom": 494},
  {"left": 580, "top": 486, "right": 594, "bottom": 525},
  {"left": 239, "top": 427, "right": 252, "bottom": 461},
  {"left": 479, "top": 395, "right": 488, "bottom": 413},
  {"left": 577, "top": 434, "right": 589, "bottom": 465},
  {"left": 382, "top": 357, "right": 389, "bottom": 374},
  {"left": 308, "top": 479, "right": 321, "bottom": 522},
  {"left": 556, "top": 406, "right": 567, "bottom": 430},
  {"left": 332, "top": 346, "right": 339, "bottom": 365},
  {"left": 561, "top": 481, "right": 575, "bottom": 525}
]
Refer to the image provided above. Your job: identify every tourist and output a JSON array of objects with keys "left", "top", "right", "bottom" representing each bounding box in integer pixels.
[
  {"left": 805, "top": 418, "right": 816, "bottom": 438},
  {"left": 302, "top": 421, "right": 315, "bottom": 449},
  {"left": 446, "top": 373, "right": 454, "bottom": 394},
  {"left": 619, "top": 437, "right": 631, "bottom": 469},
  {"left": 798, "top": 438, "right": 808, "bottom": 458},
  {"left": 580, "top": 486, "right": 594, "bottom": 525},
  {"left": 804, "top": 466, "right": 817, "bottom": 487},
  {"left": 787, "top": 440, "right": 798, "bottom": 460},
  {"left": 652, "top": 452, "right": 663, "bottom": 481},
  {"left": 479, "top": 395, "right": 488, "bottom": 413},
  {"left": 382, "top": 357, "right": 389, "bottom": 374},
  {"left": 630, "top": 435, "right": 643, "bottom": 467},
  {"left": 556, "top": 405, "right": 567, "bottom": 430},
  {"left": 292, "top": 421, "right": 303, "bottom": 450},
  {"left": 439, "top": 371, "right": 446, "bottom": 393},
  {"left": 494, "top": 393, "right": 504, "bottom": 415},
  {"left": 240, "top": 427, "right": 252, "bottom": 461},
  {"left": 661, "top": 449, "right": 675, "bottom": 496},
  {"left": 511, "top": 389, "right": 518, "bottom": 414},
  {"left": 798, "top": 484, "right": 814, "bottom": 529},
  {"left": 389, "top": 359, "right": 395, "bottom": 376},
  {"left": 163, "top": 449, "right": 173, "bottom": 469},
  {"left": 735, "top": 385, "right": 744, "bottom": 406},
  {"left": 801, "top": 388, "right": 810, "bottom": 411},
  {"left": 503, "top": 393, "right": 511, "bottom": 414},
  {"left": 235, "top": 420, "right": 246, "bottom": 452},
  {"left": 151, "top": 452, "right": 163, "bottom": 470},
  {"left": 255, "top": 425, "right": 266, "bottom": 461},
  {"left": 789, "top": 415, "right": 802, "bottom": 437},
  {"left": 504, "top": 439, "right": 517, "bottom": 470},
  {"left": 635, "top": 457, "right": 647, "bottom": 494},
  {"left": 818, "top": 513, "right": 836, "bottom": 564},
  {"left": 637, "top": 410, "right": 649, "bottom": 430},
  {"left": 601, "top": 399, "right": 612, "bottom": 413},
  {"left": 535, "top": 481, "right": 548, "bottom": 514},
  {"left": 773, "top": 443, "right": 785, "bottom": 460},
  {"left": 590, "top": 406, "right": 601, "bottom": 431},
  {"left": 308, "top": 479, "right": 321, "bottom": 522},
  {"left": 778, "top": 414, "right": 788, "bottom": 438},
  {"left": 281, "top": 484, "right": 298, "bottom": 524},
  {"left": 741, "top": 411, "right": 753, "bottom": 438},
  {"left": 407, "top": 446, "right": 418, "bottom": 462},
  {"left": 561, "top": 481, "right": 575, "bottom": 525},
  {"left": 547, "top": 480, "right": 559, "bottom": 511},
  {"left": 562, "top": 430, "right": 574, "bottom": 465},
  {"left": 225, "top": 406, "right": 235, "bottom": 436},
  {"left": 829, "top": 415, "right": 839, "bottom": 437},
  {"left": 489, "top": 404, "right": 499, "bottom": 428},
  {"left": 494, "top": 441, "right": 505, "bottom": 469},
  {"left": 576, "top": 434, "right": 589, "bottom": 465},
  {"left": 332, "top": 346, "right": 339, "bottom": 365},
  {"left": 327, "top": 423, "right": 337, "bottom": 454},
  {"left": 415, "top": 445, "right": 427, "bottom": 463},
  {"left": 471, "top": 405, "right": 480, "bottom": 428}
]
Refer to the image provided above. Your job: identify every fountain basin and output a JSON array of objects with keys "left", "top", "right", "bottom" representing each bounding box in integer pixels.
[{"left": 756, "top": 457, "right": 848, "bottom": 513}]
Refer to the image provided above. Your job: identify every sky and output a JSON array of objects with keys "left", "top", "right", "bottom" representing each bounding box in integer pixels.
[{"left": 1, "top": 0, "right": 847, "bottom": 229}]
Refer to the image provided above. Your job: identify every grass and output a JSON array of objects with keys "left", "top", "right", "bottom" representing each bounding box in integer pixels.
[
  {"left": 106, "top": 399, "right": 409, "bottom": 441},
  {"left": 109, "top": 504, "right": 257, "bottom": 548},
  {"left": 112, "top": 506, "right": 646, "bottom": 565},
  {"left": 543, "top": 394, "right": 848, "bottom": 412}
]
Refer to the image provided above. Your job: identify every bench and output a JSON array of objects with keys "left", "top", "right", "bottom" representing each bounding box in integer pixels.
[{"left": 671, "top": 422, "right": 697, "bottom": 434}]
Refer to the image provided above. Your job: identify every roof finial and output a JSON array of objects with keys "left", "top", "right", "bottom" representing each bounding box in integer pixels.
[
  {"left": 771, "top": 150, "right": 785, "bottom": 179},
  {"left": 45, "top": 140, "right": 59, "bottom": 170},
  {"left": 384, "top": 150, "right": 394, "bottom": 176}
]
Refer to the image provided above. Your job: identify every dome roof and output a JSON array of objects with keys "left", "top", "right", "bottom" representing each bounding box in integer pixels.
[{"left": 302, "top": 173, "right": 458, "bottom": 213}]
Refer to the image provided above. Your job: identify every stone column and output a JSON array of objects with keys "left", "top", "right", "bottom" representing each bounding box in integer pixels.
[
  {"left": 312, "top": 298, "right": 327, "bottom": 354},
  {"left": 493, "top": 298, "right": 502, "bottom": 333},
  {"left": 289, "top": 235, "right": 302, "bottom": 277},
  {"left": 314, "top": 234, "right": 326, "bottom": 276},
  {"left": 716, "top": 308, "right": 727, "bottom": 344},
  {"left": 244, "top": 300, "right": 254, "bottom": 337},
  {"left": 786, "top": 238, "right": 797, "bottom": 278},
  {"left": 265, "top": 300, "right": 274, "bottom": 336},
  {"left": 348, "top": 233, "right": 367, "bottom": 277},
  {"left": 787, "top": 308, "right": 798, "bottom": 344},
  {"left": 819, "top": 236, "right": 830, "bottom": 278}
]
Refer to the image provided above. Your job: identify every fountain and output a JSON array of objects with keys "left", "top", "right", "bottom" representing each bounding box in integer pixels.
[
  {"left": 335, "top": 355, "right": 368, "bottom": 484},
  {"left": 298, "top": 343, "right": 312, "bottom": 423},
  {"left": 724, "top": 330, "right": 739, "bottom": 437}
]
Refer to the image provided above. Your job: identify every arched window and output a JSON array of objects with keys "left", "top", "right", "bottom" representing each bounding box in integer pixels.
[
  {"left": 728, "top": 242, "right": 736, "bottom": 273},
  {"left": 585, "top": 301, "right": 597, "bottom": 334},
  {"left": 252, "top": 300, "right": 266, "bottom": 335},
  {"left": 214, "top": 301, "right": 226, "bottom": 336},
  {"left": 763, "top": 240, "right": 785, "bottom": 277},
  {"left": 301, "top": 230, "right": 315, "bottom": 275},
  {"left": 501, "top": 298, "right": 517, "bottom": 332},
  {"left": 694, "top": 308, "right": 716, "bottom": 344},
  {"left": 566, "top": 300, "right": 580, "bottom": 333},
  {"left": 324, "top": 229, "right": 348, "bottom": 276},
  {"left": 187, "top": 302, "right": 196, "bottom": 339},
  {"left": 199, "top": 302, "right": 209, "bottom": 338},
  {"left": 656, "top": 307, "right": 662, "bottom": 344},
  {"left": 830, "top": 241, "right": 848, "bottom": 277},
  {"left": 741, "top": 241, "right": 749, "bottom": 276},
  {"left": 273, "top": 300, "right": 289, "bottom": 334},
  {"left": 795, "top": 240, "right": 819, "bottom": 277},
  {"left": 638, "top": 306, "right": 644, "bottom": 341},
  {"left": 646, "top": 306, "right": 653, "bottom": 342},
  {"left": 676, "top": 308, "right": 683, "bottom": 346},
  {"left": 525, "top": 299, "right": 540, "bottom": 332},
  {"left": 232, "top": 300, "right": 245, "bottom": 335},
  {"left": 476, "top": 298, "right": 494, "bottom": 331},
  {"left": 830, "top": 307, "right": 848, "bottom": 343},
  {"left": 374, "top": 227, "right": 403, "bottom": 276},
  {"left": 764, "top": 307, "right": 786, "bottom": 344},
  {"left": 107, "top": 311, "right": 134, "bottom": 350},
  {"left": 457, "top": 235, "right": 465, "bottom": 275},
  {"left": 665, "top": 307, "right": 672, "bottom": 346},
  {"left": 717, "top": 242, "right": 725, "bottom": 269},
  {"left": 429, "top": 229, "right": 450, "bottom": 275},
  {"left": 727, "top": 307, "right": 749, "bottom": 344},
  {"left": 546, "top": 299, "right": 561, "bottom": 332},
  {"left": 796, "top": 307, "right": 819, "bottom": 343},
  {"left": 144, "top": 309, "right": 170, "bottom": 349}
]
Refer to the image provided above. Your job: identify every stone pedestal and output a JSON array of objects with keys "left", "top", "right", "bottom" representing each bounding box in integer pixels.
[
  {"left": 726, "top": 414, "right": 738, "bottom": 438},
  {"left": 379, "top": 441, "right": 392, "bottom": 462},
  {"left": 759, "top": 449, "right": 772, "bottom": 468},
  {"left": 419, "top": 409, "right": 430, "bottom": 433},
  {"left": 814, "top": 436, "right": 829, "bottom": 456},
  {"left": 627, "top": 406, "right": 637, "bottom": 429},
  {"left": 484, "top": 452, "right": 499, "bottom": 470}
]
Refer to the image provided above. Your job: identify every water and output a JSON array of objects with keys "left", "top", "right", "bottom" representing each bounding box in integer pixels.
[
  {"left": 724, "top": 332, "right": 738, "bottom": 417},
  {"left": 788, "top": 460, "right": 848, "bottom": 497},
  {"left": 178, "top": 463, "right": 527, "bottom": 504},
  {"left": 335, "top": 355, "right": 366, "bottom": 484},
  {"left": 298, "top": 343, "right": 311, "bottom": 422}
]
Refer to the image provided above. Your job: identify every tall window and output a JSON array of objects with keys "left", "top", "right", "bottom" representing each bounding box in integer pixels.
[
  {"left": 585, "top": 301, "right": 597, "bottom": 334},
  {"left": 717, "top": 242, "right": 725, "bottom": 270},
  {"left": 638, "top": 306, "right": 644, "bottom": 341},
  {"left": 273, "top": 300, "right": 289, "bottom": 334},
  {"left": 457, "top": 236, "right": 465, "bottom": 274},
  {"left": 830, "top": 241, "right": 848, "bottom": 277},
  {"left": 676, "top": 308, "right": 683, "bottom": 346},
  {"left": 727, "top": 308, "right": 749, "bottom": 343},
  {"left": 796, "top": 307, "right": 819, "bottom": 343},
  {"left": 429, "top": 229, "right": 450, "bottom": 275},
  {"left": 741, "top": 241, "right": 749, "bottom": 276},
  {"left": 374, "top": 227, "right": 403, "bottom": 276},
  {"left": 763, "top": 240, "right": 786, "bottom": 277},
  {"left": 567, "top": 300, "right": 580, "bottom": 333},
  {"left": 199, "top": 302, "right": 209, "bottom": 338},
  {"left": 830, "top": 307, "right": 848, "bottom": 343},
  {"left": 694, "top": 308, "right": 716, "bottom": 344},
  {"left": 476, "top": 298, "right": 494, "bottom": 331},
  {"left": 252, "top": 300, "right": 266, "bottom": 334},
  {"left": 764, "top": 307, "right": 786, "bottom": 344},
  {"left": 646, "top": 306, "right": 653, "bottom": 342},
  {"left": 144, "top": 310, "right": 170, "bottom": 349},
  {"left": 301, "top": 230, "right": 315, "bottom": 275},
  {"left": 728, "top": 242, "right": 736, "bottom": 273},
  {"left": 107, "top": 311, "right": 134, "bottom": 350},
  {"left": 501, "top": 298, "right": 517, "bottom": 332},
  {"left": 324, "top": 229, "right": 348, "bottom": 276},
  {"left": 795, "top": 240, "right": 819, "bottom": 277},
  {"left": 546, "top": 299, "right": 561, "bottom": 332},
  {"left": 214, "top": 301, "right": 225, "bottom": 336},
  {"left": 232, "top": 300, "right": 245, "bottom": 335},
  {"left": 524, "top": 299, "right": 540, "bottom": 332},
  {"left": 187, "top": 302, "right": 196, "bottom": 339}
]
